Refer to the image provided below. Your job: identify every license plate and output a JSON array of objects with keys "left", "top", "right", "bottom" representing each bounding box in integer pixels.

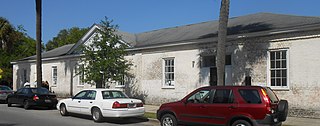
[
  {"left": 45, "top": 100, "right": 51, "bottom": 103},
  {"left": 128, "top": 103, "right": 136, "bottom": 108}
]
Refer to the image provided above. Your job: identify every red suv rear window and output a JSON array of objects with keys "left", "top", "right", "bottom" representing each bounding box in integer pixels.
[
  {"left": 264, "top": 87, "right": 279, "bottom": 103},
  {"left": 239, "top": 89, "right": 262, "bottom": 104}
]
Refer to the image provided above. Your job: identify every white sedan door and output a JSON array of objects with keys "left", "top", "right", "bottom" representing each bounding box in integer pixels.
[
  {"left": 80, "top": 90, "right": 97, "bottom": 115},
  {"left": 67, "top": 91, "right": 87, "bottom": 113}
]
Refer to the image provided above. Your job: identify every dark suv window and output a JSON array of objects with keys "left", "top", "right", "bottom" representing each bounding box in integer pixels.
[
  {"left": 212, "top": 89, "right": 234, "bottom": 104},
  {"left": 239, "top": 89, "right": 262, "bottom": 104}
]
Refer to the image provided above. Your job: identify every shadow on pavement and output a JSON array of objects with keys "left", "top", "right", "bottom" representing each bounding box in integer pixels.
[
  {"left": 0, "top": 123, "right": 18, "bottom": 126},
  {"left": 6, "top": 104, "right": 56, "bottom": 110},
  {"left": 68, "top": 113, "right": 150, "bottom": 124}
]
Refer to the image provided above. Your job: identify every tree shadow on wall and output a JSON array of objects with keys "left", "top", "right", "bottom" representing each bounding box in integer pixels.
[
  {"left": 123, "top": 73, "right": 148, "bottom": 103},
  {"left": 197, "top": 22, "right": 276, "bottom": 86}
]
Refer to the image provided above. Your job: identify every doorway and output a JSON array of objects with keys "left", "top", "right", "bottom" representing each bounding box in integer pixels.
[{"left": 209, "top": 67, "right": 217, "bottom": 86}]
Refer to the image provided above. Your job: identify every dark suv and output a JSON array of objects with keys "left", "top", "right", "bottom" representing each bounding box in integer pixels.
[{"left": 157, "top": 86, "right": 288, "bottom": 126}]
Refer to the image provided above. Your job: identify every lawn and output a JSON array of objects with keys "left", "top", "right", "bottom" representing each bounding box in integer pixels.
[{"left": 144, "top": 112, "right": 157, "bottom": 119}]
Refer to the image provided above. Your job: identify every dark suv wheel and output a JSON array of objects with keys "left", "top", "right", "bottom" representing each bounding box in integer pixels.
[{"left": 160, "top": 114, "right": 177, "bottom": 126}]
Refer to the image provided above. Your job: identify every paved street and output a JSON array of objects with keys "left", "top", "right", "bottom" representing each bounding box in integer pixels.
[{"left": 0, "top": 104, "right": 159, "bottom": 126}]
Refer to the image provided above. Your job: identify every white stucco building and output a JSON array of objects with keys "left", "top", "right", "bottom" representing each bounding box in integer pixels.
[{"left": 11, "top": 13, "right": 320, "bottom": 118}]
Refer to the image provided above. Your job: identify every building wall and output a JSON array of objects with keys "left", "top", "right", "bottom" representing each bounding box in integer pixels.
[
  {"left": 230, "top": 34, "right": 320, "bottom": 118},
  {"left": 11, "top": 32, "right": 320, "bottom": 118},
  {"left": 275, "top": 37, "right": 320, "bottom": 118},
  {"left": 126, "top": 46, "right": 202, "bottom": 105},
  {"left": 12, "top": 57, "right": 94, "bottom": 97}
]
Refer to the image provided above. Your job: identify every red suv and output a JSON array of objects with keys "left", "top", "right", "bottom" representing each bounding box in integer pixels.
[{"left": 157, "top": 86, "right": 288, "bottom": 126}]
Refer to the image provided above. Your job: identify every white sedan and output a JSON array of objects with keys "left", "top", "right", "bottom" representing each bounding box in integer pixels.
[{"left": 56, "top": 89, "right": 145, "bottom": 122}]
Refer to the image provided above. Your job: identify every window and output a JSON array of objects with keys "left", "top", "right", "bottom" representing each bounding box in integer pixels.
[
  {"left": 102, "top": 91, "right": 128, "bottom": 99},
  {"left": 201, "top": 55, "right": 231, "bottom": 67},
  {"left": 163, "top": 58, "right": 175, "bottom": 87},
  {"left": 31, "top": 88, "right": 50, "bottom": 94},
  {"left": 84, "top": 90, "right": 96, "bottom": 100},
  {"left": 73, "top": 91, "right": 87, "bottom": 99},
  {"left": 212, "top": 89, "right": 234, "bottom": 104},
  {"left": 23, "top": 69, "right": 27, "bottom": 83},
  {"left": 202, "top": 56, "right": 216, "bottom": 67},
  {"left": 75, "top": 64, "right": 85, "bottom": 86},
  {"left": 239, "top": 89, "right": 261, "bottom": 104},
  {"left": 187, "top": 89, "right": 212, "bottom": 104},
  {"left": 52, "top": 66, "right": 57, "bottom": 86},
  {"left": 269, "top": 50, "right": 288, "bottom": 88},
  {"left": 116, "top": 74, "right": 125, "bottom": 87}
]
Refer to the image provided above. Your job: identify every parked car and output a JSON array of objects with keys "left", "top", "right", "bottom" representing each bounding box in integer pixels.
[
  {"left": 157, "top": 86, "right": 288, "bottom": 126},
  {"left": 7, "top": 87, "right": 58, "bottom": 109},
  {"left": 0, "top": 85, "right": 14, "bottom": 102},
  {"left": 57, "top": 89, "right": 145, "bottom": 122}
]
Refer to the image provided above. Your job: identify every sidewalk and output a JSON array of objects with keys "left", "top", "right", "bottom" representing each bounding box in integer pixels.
[{"left": 144, "top": 104, "right": 320, "bottom": 126}]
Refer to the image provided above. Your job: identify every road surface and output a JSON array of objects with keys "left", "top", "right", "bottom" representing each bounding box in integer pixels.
[{"left": 0, "top": 103, "right": 159, "bottom": 126}]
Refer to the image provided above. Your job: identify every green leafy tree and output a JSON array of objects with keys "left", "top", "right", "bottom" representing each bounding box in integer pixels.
[
  {"left": 0, "top": 17, "right": 16, "bottom": 53},
  {"left": 0, "top": 17, "right": 36, "bottom": 85},
  {"left": 46, "top": 27, "right": 89, "bottom": 51},
  {"left": 80, "top": 18, "right": 131, "bottom": 88}
]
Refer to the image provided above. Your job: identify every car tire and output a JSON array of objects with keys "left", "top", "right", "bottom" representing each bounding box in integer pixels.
[
  {"left": 278, "top": 100, "right": 288, "bottom": 121},
  {"left": 160, "top": 114, "right": 177, "bottom": 126},
  {"left": 92, "top": 108, "right": 103, "bottom": 123},
  {"left": 7, "top": 99, "right": 12, "bottom": 107},
  {"left": 232, "top": 120, "right": 252, "bottom": 126},
  {"left": 60, "top": 104, "right": 69, "bottom": 116},
  {"left": 23, "top": 100, "right": 30, "bottom": 110}
]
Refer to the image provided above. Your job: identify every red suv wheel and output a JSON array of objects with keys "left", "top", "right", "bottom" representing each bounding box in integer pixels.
[{"left": 160, "top": 114, "right": 177, "bottom": 126}]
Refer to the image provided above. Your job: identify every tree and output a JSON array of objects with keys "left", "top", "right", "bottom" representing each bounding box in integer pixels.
[
  {"left": 0, "top": 17, "right": 36, "bottom": 86},
  {"left": 0, "top": 17, "right": 15, "bottom": 53},
  {"left": 36, "top": 0, "right": 42, "bottom": 88},
  {"left": 216, "top": 0, "right": 230, "bottom": 86},
  {"left": 46, "top": 27, "right": 89, "bottom": 51},
  {"left": 80, "top": 18, "right": 131, "bottom": 88}
]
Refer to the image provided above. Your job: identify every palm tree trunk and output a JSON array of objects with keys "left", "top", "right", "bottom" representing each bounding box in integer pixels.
[
  {"left": 216, "top": 0, "right": 230, "bottom": 86},
  {"left": 36, "top": 0, "right": 42, "bottom": 88}
]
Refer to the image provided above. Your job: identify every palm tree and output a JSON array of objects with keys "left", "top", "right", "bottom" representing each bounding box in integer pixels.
[
  {"left": 216, "top": 0, "right": 230, "bottom": 86},
  {"left": 0, "top": 17, "right": 14, "bottom": 52},
  {"left": 36, "top": 0, "right": 42, "bottom": 88}
]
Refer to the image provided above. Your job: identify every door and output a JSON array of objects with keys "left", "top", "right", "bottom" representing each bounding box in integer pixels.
[
  {"left": 16, "top": 88, "right": 29, "bottom": 104},
  {"left": 210, "top": 67, "right": 217, "bottom": 86},
  {"left": 80, "top": 90, "right": 96, "bottom": 115},
  {"left": 206, "top": 89, "right": 238, "bottom": 125},
  {"left": 180, "top": 89, "right": 213, "bottom": 124},
  {"left": 10, "top": 88, "right": 23, "bottom": 103},
  {"left": 68, "top": 90, "right": 87, "bottom": 113}
]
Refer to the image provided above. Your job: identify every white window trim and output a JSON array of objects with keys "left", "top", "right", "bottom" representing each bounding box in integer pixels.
[
  {"left": 162, "top": 58, "right": 175, "bottom": 89},
  {"left": 267, "top": 49, "right": 289, "bottom": 90},
  {"left": 51, "top": 66, "right": 58, "bottom": 87},
  {"left": 115, "top": 82, "right": 125, "bottom": 88},
  {"left": 76, "top": 64, "right": 85, "bottom": 87}
]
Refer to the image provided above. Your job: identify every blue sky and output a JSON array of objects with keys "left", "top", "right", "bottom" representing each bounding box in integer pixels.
[{"left": 1, "top": 0, "right": 319, "bottom": 44}]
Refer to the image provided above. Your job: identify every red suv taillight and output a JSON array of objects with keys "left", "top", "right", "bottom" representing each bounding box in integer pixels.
[
  {"left": 261, "top": 89, "right": 273, "bottom": 114},
  {"left": 33, "top": 95, "right": 39, "bottom": 101},
  {"left": 112, "top": 101, "right": 127, "bottom": 108}
]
